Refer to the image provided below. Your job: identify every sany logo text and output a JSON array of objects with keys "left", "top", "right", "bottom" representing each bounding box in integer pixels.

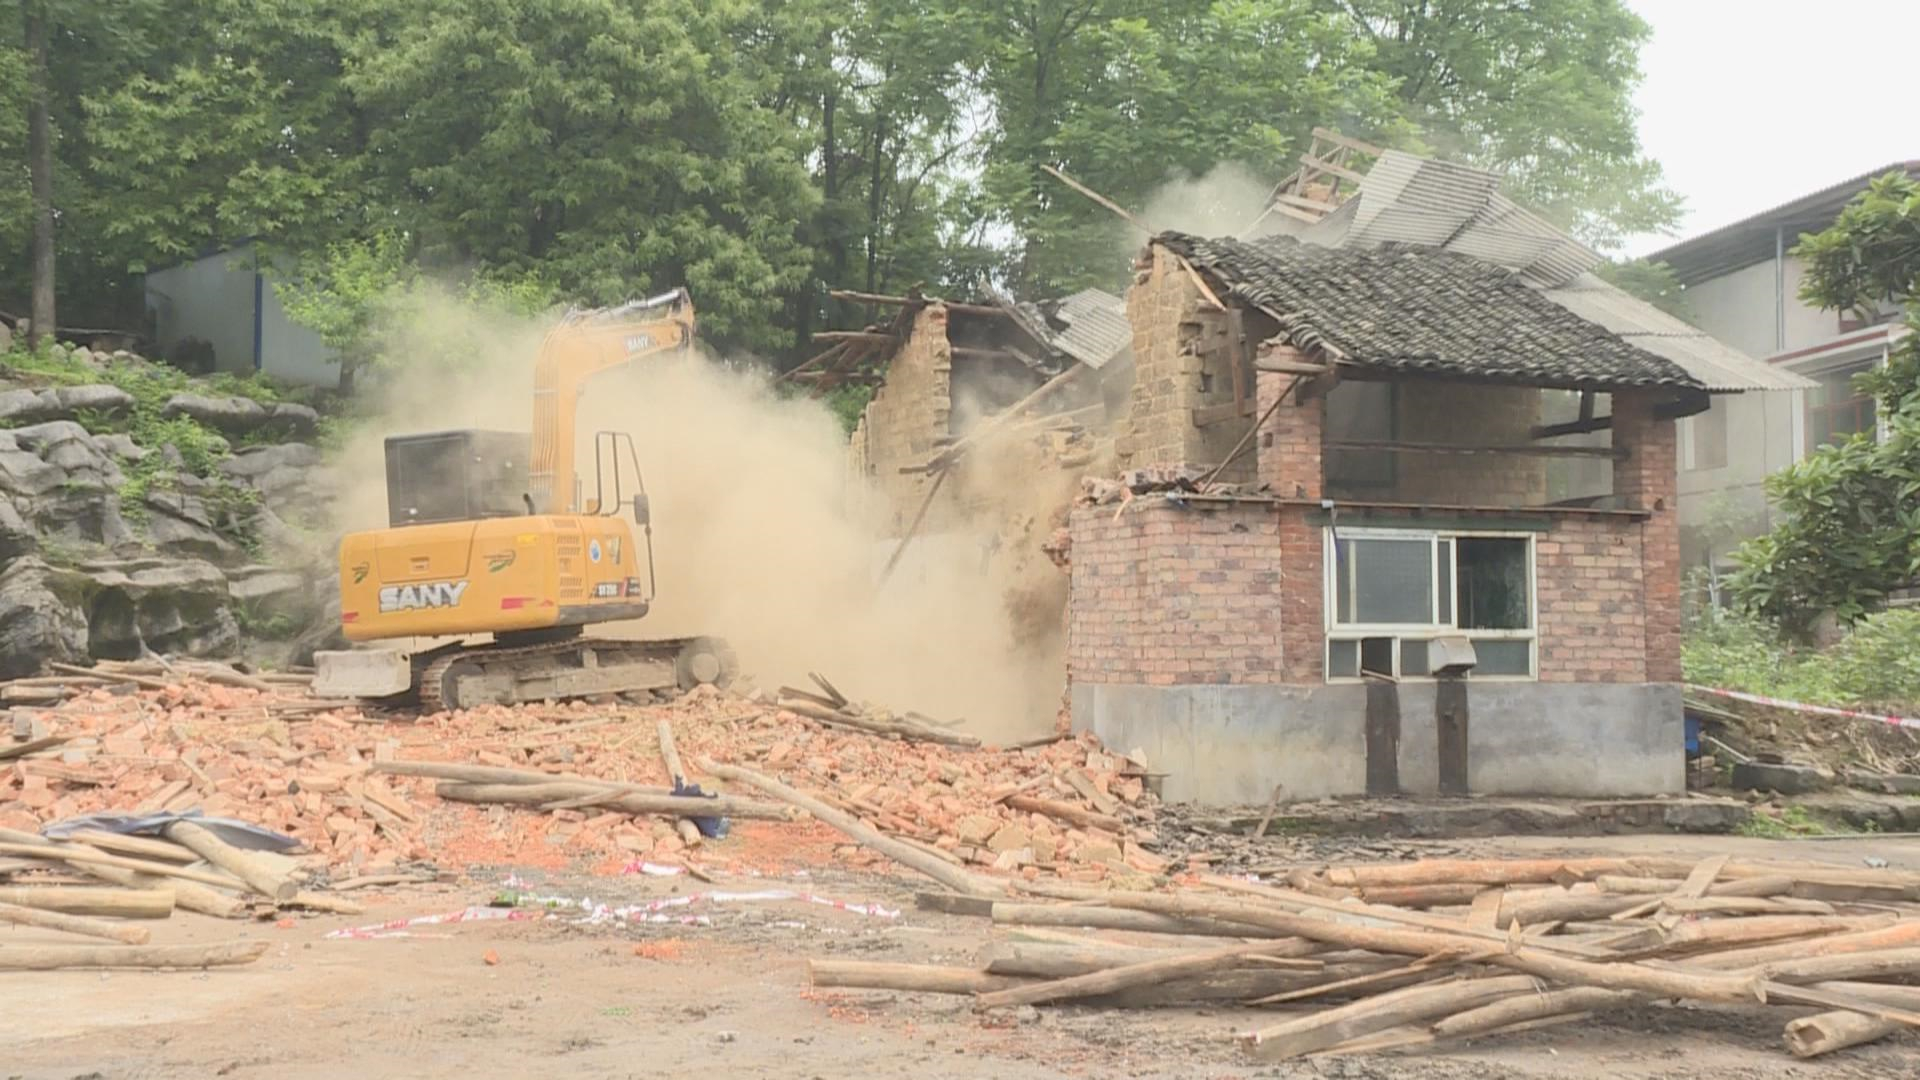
[{"left": 378, "top": 580, "right": 470, "bottom": 613}]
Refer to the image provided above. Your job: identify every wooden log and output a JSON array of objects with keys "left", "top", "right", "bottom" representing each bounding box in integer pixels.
[
  {"left": 434, "top": 781, "right": 798, "bottom": 821},
  {"left": 1430, "top": 986, "right": 1637, "bottom": 1040},
  {"left": 0, "top": 734, "right": 69, "bottom": 760},
  {"left": 1498, "top": 891, "right": 1647, "bottom": 928},
  {"left": 1003, "top": 795, "right": 1124, "bottom": 833},
  {"left": 1646, "top": 915, "right": 1894, "bottom": 957},
  {"left": 656, "top": 719, "right": 704, "bottom": 848},
  {"left": 917, "top": 892, "right": 997, "bottom": 918},
  {"left": 981, "top": 938, "right": 1320, "bottom": 979},
  {"left": 810, "top": 960, "right": 1022, "bottom": 994},
  {"left": 1100, "top": 892, "right": 1764, "bottom": 1001},
  {"left": 695, "top": 758, "right": 998, "bottom": 897},
  {"left": 0, "top": 885, "right": 174, "bottom": 918},
  {"left": 1194, "top": 876, "right": 1612, "bottom": 959},
  {"left": 1358, "top": 883, "right": 1486, "bottom": 909},
  {"left": 1611, "top": 854, "right": 1729, "bottom": 920},
  {"left": 992, "top": 901, "right": 1292, "bottom": 939},
  {"left": 1323, "top": 858, "right": 1643, "bottom": 889},
  {"left": 1249, "top": 975, "right": 1542, "bottom": 1061},
  {"left": 1786, "top": 1010, "right": 1904, "bottom": 1058},
  {"left": 285, "top": 890, "right": 364, "bottom": 915},
  {"left": 0, "top": 841, "right": 247, "bottom": 893},
  {"left": 0, "top": 827, "right": 245, "bottom": 918},
  {"left": 1691, "top": 920, "right": 1920, "bottom": 969},
  {"left": 0, "top": 899, "right": 151, "bottom": 944},
  {"left": 779, "top": 701, "right": 980, "bottom": 747},
  {"left": 1249, "top": 954, "right": 1460, "bottom": 1006},
  {"left": 66, "top": 830, "right": 199, "bottom": 864},
  {"left": 1758, "top": 944, "right": 1920, "bottom": 984},
  {"left": 374, "top": 760, "right": 672, "bottom": 795},
  {"left": 0, "top": 939, "right": 267, "bottom": 970},
  {"left": 49, "top": 661, "right": 170, "bottom": 691},
  {"left": 1782, "top": 982, "right": 1920, "bottom": 1058},
  {"left": 162, "top": 821, "right": 296, "bottom": 903},
  {"left": 1663, "top": 896, "right": 1837, "bottom": 916},
  {"left": 974, "top": 940, "right": 1321, "bottom": 1010}
]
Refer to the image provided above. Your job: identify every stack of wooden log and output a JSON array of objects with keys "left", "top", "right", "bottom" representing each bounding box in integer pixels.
[
  {"left": 811, "top": 855, "right": 1920, "bottom": 1060},
  {"left": 0, "top": 818, "right": 368, "bottom": 972},
  {"left": 1, "top": 658, "right": 320, "bottom": 708},
  {"left": 775, "top": 674, "right": 981, "bottom": 748}
]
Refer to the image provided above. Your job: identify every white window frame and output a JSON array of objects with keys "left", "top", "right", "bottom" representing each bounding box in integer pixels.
[{"left": 1323, "top": 526, "right": 1538, "bottom": 682}]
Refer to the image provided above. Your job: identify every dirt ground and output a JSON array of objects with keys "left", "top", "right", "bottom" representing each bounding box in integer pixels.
[{"left": 9, "top": 834, "right": 1920, "bottom": 1080}]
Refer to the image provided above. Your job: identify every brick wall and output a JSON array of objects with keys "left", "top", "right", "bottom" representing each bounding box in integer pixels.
[
  {"left": 1118, "top": 246, "right": 1253, "bottom": 480},
  {"left": 1612, "top": 389, "right": 1682, "bottom": 683},
  {"left": 1067, "top": 501, "right": 1282, "bottom": 686},
  {"left": 848, "top": 304, "right": 953, "bottom": 533},
  {"left": 1256, "top": 362, "right": 1324, "bottom": 499},
  {"left": 1536, "top": 515, "right": 1648, "bottom": 684}
]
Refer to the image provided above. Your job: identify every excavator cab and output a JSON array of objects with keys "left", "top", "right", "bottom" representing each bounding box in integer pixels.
[{"left": 384, "top": 430, "right": 531, "bottom": 527}]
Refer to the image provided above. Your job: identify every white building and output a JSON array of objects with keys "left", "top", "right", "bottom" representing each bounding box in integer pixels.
[
  {"left": 143, "top": 242, "right": 341, "bottom": 387},
  {"left": 1649, "top": 164, "right": 1914, "bottom": 570}
]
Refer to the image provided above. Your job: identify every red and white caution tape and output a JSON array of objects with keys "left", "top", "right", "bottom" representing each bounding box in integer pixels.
[
  {"left": 1689, "top": 685, "right": 1920, "bottom": 731},
  {"left": 326, "top": 905, "right": 539, "bottom": 940}
]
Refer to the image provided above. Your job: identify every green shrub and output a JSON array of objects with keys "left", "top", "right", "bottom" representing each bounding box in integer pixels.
[{"left": 1685, "top": 608, "right": 1920, "bottom": 711}]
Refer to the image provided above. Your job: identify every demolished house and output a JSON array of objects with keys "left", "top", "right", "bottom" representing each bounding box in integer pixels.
[
  {"left": 834, "top": 148, "right": 1796, "bottom": 806},
  {"left": 1072, "top": 151, "right": 1798, "bottom": 804}
]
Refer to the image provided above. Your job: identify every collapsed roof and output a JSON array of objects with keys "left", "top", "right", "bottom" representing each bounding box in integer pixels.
[
  {"left": 1160, "top": 233, "right": 1702, "bottom": 392},
  {"left": 1250, "top": 149, "right": 1810, "bottom": 393}
]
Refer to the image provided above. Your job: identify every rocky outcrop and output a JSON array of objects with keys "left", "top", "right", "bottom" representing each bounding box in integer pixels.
[
  {"left": 0, "top": 557, "right": 90, "bottom": 677},
  {"left": 81, "top": 557, "right": 241, "bottom": 660},
  {"left": 163, "top": 394, "right": 320, "bottom": 438},
  {"left": 0, "top": 397, "right": 338, "bottom": 674},
  {"left": 0, "top": 385, "right": 136, "bottom": 425}
]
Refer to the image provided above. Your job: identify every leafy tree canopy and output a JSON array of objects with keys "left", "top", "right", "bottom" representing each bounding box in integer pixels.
[{"left": 1728, "top": 172, "right": 1920, "bottom": 633}]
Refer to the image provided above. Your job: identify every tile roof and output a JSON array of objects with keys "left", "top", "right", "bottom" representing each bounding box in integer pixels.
[{"left": 1158, "top": 232, "right": 1705, "bottom": 392}]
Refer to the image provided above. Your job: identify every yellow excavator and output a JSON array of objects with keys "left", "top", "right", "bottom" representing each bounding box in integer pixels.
[{"left": 311, "top": 288, "right": 736, "bottom": 710}]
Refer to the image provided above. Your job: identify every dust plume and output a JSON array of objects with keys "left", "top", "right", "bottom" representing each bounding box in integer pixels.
[
  {"left": 327, "top": 289, "right": 1062, "bottom": 740},
  {"left": 1139, "top": 161, "right": 1277, "bottom": 239}
]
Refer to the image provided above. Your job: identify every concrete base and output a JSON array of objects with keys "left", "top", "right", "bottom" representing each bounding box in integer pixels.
[{"left": 1073, "top": 680, "right": 1683, "bottom": 805}]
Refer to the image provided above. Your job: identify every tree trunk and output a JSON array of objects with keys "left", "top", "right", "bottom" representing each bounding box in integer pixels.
[
  {"left": 25, "top": 1, "right": 55, "bottom": 346},
  {"left": 0, "top": 900, "right": 153, "bottom": 944},
  {"left": 0, "top": 940, "right": 269, "bottom": 971},
  {"left": 974, "top": 941, "right": 1320, "bottom": 1010}
]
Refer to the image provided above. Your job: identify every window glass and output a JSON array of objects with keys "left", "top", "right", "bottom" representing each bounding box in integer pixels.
[
  {"left": 1400, "top": 639, "right": 1430, "bottom": 677},
  {"left": 1328, "top": 639, "right": 1359, "bottom": 678},
  {"left": 1436, "top": 540, "right": 1452, "bottom": 625},
  {"left": 1808, "top": 363, "right": 1877, "bottom": 448},
  {"left": 1472, "top": 639, "right": 1531, "bottom": 676},
  {"left": 1348, "top": 538, "right": 1433, "bottom": 624},
  {"left": 1457, "top": 538, "right": 1530, "bottom": 630}
]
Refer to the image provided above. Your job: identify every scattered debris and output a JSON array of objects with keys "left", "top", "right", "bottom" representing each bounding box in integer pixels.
[{"left": 812, "top": 854, "right": 1920, "bottom": 1060}]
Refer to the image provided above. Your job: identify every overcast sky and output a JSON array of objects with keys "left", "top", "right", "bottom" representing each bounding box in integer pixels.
[{"left": 1621, "top": 0, "right": 1920, "bottom": 257}]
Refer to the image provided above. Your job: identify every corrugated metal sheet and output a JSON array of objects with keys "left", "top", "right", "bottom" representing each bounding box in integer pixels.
[
  {"left": 1047, "top": 288, "right": 1131, "bottom": 370},
  {"left": 1545, "top": 275, "right": 1813, "bottom": 392}
]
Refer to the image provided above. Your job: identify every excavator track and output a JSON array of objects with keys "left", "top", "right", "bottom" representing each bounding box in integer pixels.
[{"left": 415, "top": 635, "right": 737, "bottom": 713}]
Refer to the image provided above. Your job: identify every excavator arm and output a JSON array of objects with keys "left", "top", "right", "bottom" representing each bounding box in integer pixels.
[{"left": 529, "top": 288, "right": 695, "bottom": 514}]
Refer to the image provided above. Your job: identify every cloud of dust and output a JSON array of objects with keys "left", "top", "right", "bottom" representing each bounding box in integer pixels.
[
  {"left": 1139, "top": 161, "right": 1278, "bottom": 240},
  {"left": 329, "top": 288, "right": 1063, "bottom": 741}
]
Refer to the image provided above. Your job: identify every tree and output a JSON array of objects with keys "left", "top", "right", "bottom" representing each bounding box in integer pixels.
[
  {"left": 1329, "top": 0, "right": 1680, "bottom": 250},
  {"left": 1727, "top": 172, "right": 1920, "bottom": 633},
  {"left": 342, "top": 0, "right": 820, "bottom": 355},
  {"left": 22, "top": 1, "right": 53, "bottom": 344}
]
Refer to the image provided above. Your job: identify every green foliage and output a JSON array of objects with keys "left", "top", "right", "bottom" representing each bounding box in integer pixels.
[
  {"left": 1738, "top": 805, "right": 1825, "bottom": 839},
  {"left": 1683, "top": 608, "right": 1920, "bottom": 712},
  {"left": 823, "top": 384, "right": 876, "bottom": 436},
  {"left": 1727, "top": 172, "right": 1920, "bottom": 630},
  {"left": 1596, "top": 259, "right": 1694, "bottom": 322},
  {"left": 2, "top": 338, "right": 268, "bottom": 546}
]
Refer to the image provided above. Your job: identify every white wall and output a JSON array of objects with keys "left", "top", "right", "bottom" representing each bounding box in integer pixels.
[
  {"left": 1683, "top": 255, "right": 1840, "bottom": 360},
  {"left": 144, "top": 243, "right": 339, "bottom": 388},
  {"left": 146, "top": 250, "right": 260, "bottom": 376}
]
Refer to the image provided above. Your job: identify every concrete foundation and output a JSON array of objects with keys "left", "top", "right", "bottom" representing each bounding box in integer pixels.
[{"left": 1072, "top": 680, "right": 1682, "bottom": 805}]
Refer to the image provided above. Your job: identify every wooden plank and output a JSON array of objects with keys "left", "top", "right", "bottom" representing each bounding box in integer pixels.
[
  {"left": 1310, "top": 126, "right": 1386, "bottom": 157},
  {"left": 1303, "top": 153, "right": 1367, "bottom": 185},
  {"left": 0, "top": 735, "right": 69, "bottom": 761},
  {"left": 810, "top": 330, "right": 899, "bottom": 344},
  {"left": 1254, "top": 359, "right": 1333, "bottom": 376}
]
